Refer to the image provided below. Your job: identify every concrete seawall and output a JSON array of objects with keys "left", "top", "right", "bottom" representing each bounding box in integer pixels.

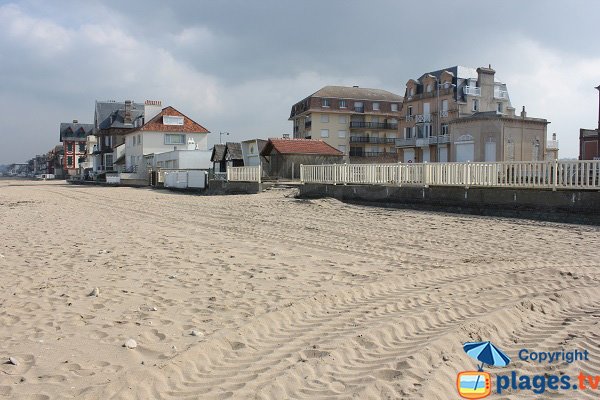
[{"left": 299, "top": 184, "right": 600, "bottom": 224}]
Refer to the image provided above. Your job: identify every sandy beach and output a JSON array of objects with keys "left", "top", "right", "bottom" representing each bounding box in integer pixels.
[{"left": 0, "top": 180, "right": 599, "bottom": 399}]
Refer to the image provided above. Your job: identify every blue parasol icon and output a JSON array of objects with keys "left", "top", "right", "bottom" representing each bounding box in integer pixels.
[
  {"left": 463, "top": 341, "right": 511, "bottom": 393},
  {"left": 463, "top": 341, "right": 511, "bottom": 371}
]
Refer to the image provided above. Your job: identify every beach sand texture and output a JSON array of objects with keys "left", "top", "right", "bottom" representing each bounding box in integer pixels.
[{"left": 0, "top": 180, "right": 599, "bottom": 399}]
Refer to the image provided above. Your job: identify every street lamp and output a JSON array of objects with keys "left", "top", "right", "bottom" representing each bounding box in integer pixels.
[{"left": 219, "top": 131, "right": 230, "bottom": 144}]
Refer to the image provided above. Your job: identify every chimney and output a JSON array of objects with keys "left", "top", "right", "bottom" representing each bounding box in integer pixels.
[
  {"left": 72, "top": 119, "right": 78, "bottom": 124},
  {"left": 144, "top": 100, "right": 163, "bottom": 123},
  {"left": 521, "top": 106, "right": 527, "bottom": 118},
  {"left": 124, "top": 100, "right": 133, "bottom": 124},
  {"left": 552, "top": 132, "right": 556, "bottom": 141},
  {"left": 353, "top": 85, "right": 359, "bottom": 88}
]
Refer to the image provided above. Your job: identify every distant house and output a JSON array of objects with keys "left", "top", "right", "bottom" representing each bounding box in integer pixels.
[
  {"left": 211, "top": 144, "right": 227, "bottom": 173},
  {"left": 241, "top": 139, "right": 268, "bottom": 166},
  {"left": 261, "top": 138, "right": 343, "bottom": 180},
  {"left": 224, "top": 142, "right": 244, "bottom": 168},
  {"left": 93, "top": 100, "right": 163, "bottom": 173},
  {"left": 59, "top": 120, "right": 94, "bottom": 176},
  {"left": 122, "top": 106, "right": 210, "bottom": 180}
]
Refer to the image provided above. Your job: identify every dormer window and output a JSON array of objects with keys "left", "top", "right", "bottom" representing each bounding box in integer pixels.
[
  {"left": 426, "top": 84, "right": 432, "bottom": 93},
  {"left": 322, "top": 98, "right": 330, "bottom": 108},
  {"left": 163, "top": 116, "right": 184, "bottom": 125}
]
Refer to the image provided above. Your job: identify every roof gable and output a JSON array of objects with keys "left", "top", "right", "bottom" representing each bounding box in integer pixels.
[{"left": 138, "top": 106, "right": 209, "bottom": 133}]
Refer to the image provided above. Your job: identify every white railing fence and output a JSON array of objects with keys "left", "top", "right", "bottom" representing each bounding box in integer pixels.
[
  {"left": 227, "top": 165, "right": 262, "bottom": 183},
  {"left": 300, "top": 160, "right": 600, "bottom": 190}
]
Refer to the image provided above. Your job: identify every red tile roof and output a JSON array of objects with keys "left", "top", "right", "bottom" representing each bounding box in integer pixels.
[
  {"left": 139, "top": 106, "right": 209, "bottom": 133},
  {"left": 261, "top": 139, "right": 343, "bottom": 156}
]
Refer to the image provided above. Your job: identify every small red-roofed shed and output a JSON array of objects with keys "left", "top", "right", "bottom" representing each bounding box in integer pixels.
[{"left": 261, "top": 138, "right": 343, "bottom": 180}]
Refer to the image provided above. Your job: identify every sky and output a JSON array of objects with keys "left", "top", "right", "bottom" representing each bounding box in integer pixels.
[{"left": 0, "top": 0, "right": 599, "bottom": 164}]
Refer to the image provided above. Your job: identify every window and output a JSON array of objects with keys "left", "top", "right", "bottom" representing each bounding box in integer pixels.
[
  {"left": 371, "top": 117, "right": 380, "bottom": 123},
  {"left": 338, "top": 130, "right": 347, "bottom": 138},
  {"left": 337, "top": 145, "right": 346, "bottom": 154},
  {"left": 320, "top": 129, "right": 329, "bottom": 138},
  {"left": 133, "top": 136, "right": 136, "bottom": 146},
  {"left": 407, "top": 106, "right": 413, "bottom": 116},
  {"left": 427, "top": 84, "right": 432, "bottom": 93},
  {"left": 79, "top": 143, "right": 86, "bottom": 152},
  {"left": 405, "top": 127, "right": 413, "bottom": 139},
  {"left": 338, "top": 115, "right": 347, "bottom": 124},
  {"left": 391, "top": 103, "right": 398, "bottom": 112},
  {"left": 67, "top": 143, "right": 73, "bottom": 152},
  {"left": 497, "top": 102, "right": 503, "bottom": 113},
  {"left": 409, "top": 88, "right": 414, "bottom": 97},
  {"left": 442, "top": 99, "right": 448, "bottom": 112},
  {"left": 137, "top": 134, "right": 141, "bottom": 145},
  {"left": 104, "top": 136, "right": 112, "bottom": 147},
  {"left": 164, "top": 134, "right": 185, "bottom": 145},
  {"left": 372, "top": 102, "right": 380, "bottom": 111},
  {"left": 322, "top": 98, "right": 330, "bottom": 107},
  {"left": 163, "top": 116, "right": 184, "bottom": 125},
  {"left": 354, "top": 101, "right": 363, "bottom": 112},
  {"left": 441, "top": 124, "right": 449, "bottom": 135},
  {"left": 472, "top": 99, "right": 479, "bottom": 112},
  {"left": 320, "top": 114, "right": 329, "bottom": 123},
  {"left": 339, "top": 99, "right": 347, "bottom": 108},
  {"left": 67, "top": 156, "right": 73, "bottom": 166},
  {"left": 424, "top": 124, "right": 432, "bottom": 137}
]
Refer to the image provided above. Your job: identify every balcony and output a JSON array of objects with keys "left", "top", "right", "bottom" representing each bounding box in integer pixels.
[
  {"left": 405, "top": 115, "right": 414, "bottom": 122},
  {"left": 428, "top": 135, "right": 450, "bottom": 145},
  {"left": 349, "top": 151, "right": 395, "bottom": 157},
  {"left": 396, "top": 138, "right": 416, "bottom": 147},
  {"left": 416, "top": 138, "right": 430, "bottom": 147},
  {"left": 464, "top": 86, "right": 481, "bottom": 96},
  {"left": 350, "top": 136, "right": 396, "bottom": 144},
  {"left": 353, "top": 106, "right": 365, "bottom": 113},
  {"left": 440, "top": 110, "right": 448, "bottom": 118},
  {"left": 415, "top": 114, "right": 432, "bottom": 123},
  {"left": 349, "top": 121, "right": 398, "bottom": 130},
  {"left": 494, "top": 90, "right": 509, "bottom": 99}
]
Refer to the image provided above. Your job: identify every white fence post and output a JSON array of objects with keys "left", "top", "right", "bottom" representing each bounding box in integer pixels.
[
  {"left": 552, "top": 159, "right": 558, "bottom": 191},
  {"left": 423, "top": 161, "right": 430, "bottom": 188},
  {"left": 300, "top": 164, "right": 304, "bottom": 184}
]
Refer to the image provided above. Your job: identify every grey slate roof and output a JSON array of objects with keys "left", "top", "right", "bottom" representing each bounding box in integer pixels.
[
  {"left": 211, "top": 144, "right": 226, "bottom": 162},
  {"left": 59, "top": 122, "right": 94, "bottom": 141},
  {"left": 94, "top": 100, "right": 145, "bottom": 131},
  {"left": 224, "top": 142, "right": 243, "bottom": 160},
  {"left": 310, "top": 86, "right": 403, "bottom": 102}
]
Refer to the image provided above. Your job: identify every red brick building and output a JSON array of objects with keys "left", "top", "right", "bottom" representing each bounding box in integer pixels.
[
  {"left": 579, "top": 85, "right": 600, "bottom": 160},
  {"left": 59, "top": 120, "right": 94, "bottom": 175}
]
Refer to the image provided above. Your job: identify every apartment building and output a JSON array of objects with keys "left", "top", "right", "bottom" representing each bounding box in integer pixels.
[
  {"left": 289, "top": 86, "right": 403, "bottom": 162},
  {"left": 398, "top": 66, "right": 516, "bottom": 162}
]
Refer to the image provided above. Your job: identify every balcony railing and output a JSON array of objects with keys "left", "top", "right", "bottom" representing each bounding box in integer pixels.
[
  {"left": 396, "top": 138, "right": 416, "bottom": 147},
  {"left": 429, "top": 135, "right": 450, "bottom": 145},
  {"left": 405, "top": 115, "right": 414, "bottom": 122},
  {"left": 464, "top": 86, "right": 481, "bottom": 96},
  {"left": 494, "top": 90, "right": 509, "bottom": 99},
  {"left": 440, "top": 110, "right": 448, "bottom": 118},
  {"left": 415, "top": 114, "right": 432, "bottom": 123},
  {"left": 349, "top": 121, "right": 398, "bottom": 130},
  {"left": 350, "top": 136, "right": 396, "bottom": 144},
  {"left": 349, "top": 151, "right": 396, "bottom": 157},
  {"left": 354, "top": 106, "right": 365, "bottom": 113},
  {"left": 416, "top": 138, "right": 430, "bottom": 147}
]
